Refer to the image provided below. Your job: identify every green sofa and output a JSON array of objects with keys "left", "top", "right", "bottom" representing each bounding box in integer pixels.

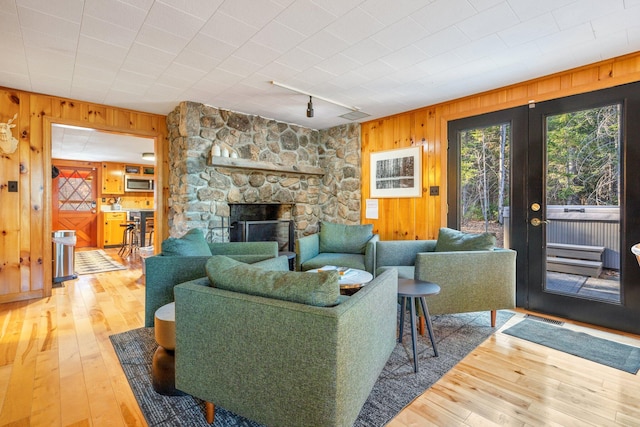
[
  {"left": 173, "top": 262, "right": 398, "bottom": 427},
  {"left": 376, "top": 238, "right": 516, "bottom": 327},
  {"left": 296, "top": 221, "right": 379, "bottom": 273},
  {"left": 144, "top": 240, "right": 279, "bottom": 327}
]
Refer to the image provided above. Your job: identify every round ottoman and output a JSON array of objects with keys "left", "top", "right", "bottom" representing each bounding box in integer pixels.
[{"left": 152, "top": 302, "right": 185, "bottom": 396}]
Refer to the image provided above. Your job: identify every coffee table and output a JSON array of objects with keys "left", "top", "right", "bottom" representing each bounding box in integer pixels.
[
  {"left": 308, "top": 266, "right": 373, "bottom": 295},
  {"left": 398, "top": 278, "right": 440, "bottom": 373}
]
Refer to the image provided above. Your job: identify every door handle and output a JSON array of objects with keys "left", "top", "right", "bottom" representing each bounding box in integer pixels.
[{"left": 530, "top": 218, "right": 550, "bottom": 226}]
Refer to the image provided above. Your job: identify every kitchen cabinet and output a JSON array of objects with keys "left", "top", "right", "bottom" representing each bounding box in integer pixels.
[
  {"left": 103, "top": 211, "right": 127, "bottom": 247},
  {"left": 102, "top": 162, "right": 125, "bottom": 194}
]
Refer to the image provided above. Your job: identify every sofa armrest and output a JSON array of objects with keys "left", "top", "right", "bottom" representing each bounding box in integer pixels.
[
  {"left": 251, "top": 255, "right": 290, "bottom": 271},
  {"left": 174, "top": 269, "right": 397, "bottom": 427},
  {"left": 364, "top": 234, "right": 380, "bottom": 274},
  {"left": 210, "top": 241, "right": 279, "bottom": 261},
  {"left": 295, "top": 233, "right": 319, "bottom": 270},
  {"left": 144, "top": 255, "right": 211, "bottom": 327},
  {"left": 376, "top": 240, "right": 436, "bottom": 268},
  {"left": 414, "top": 248, "right": 516, "bottom": 316}
]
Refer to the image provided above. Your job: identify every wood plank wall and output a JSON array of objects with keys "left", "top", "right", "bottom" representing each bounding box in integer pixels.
[
  {"left": 0, "top": 87, "right": 168, "bottom": 303},
  {"left": 360, "top": 51, "right": 640, "bottom": 241}
]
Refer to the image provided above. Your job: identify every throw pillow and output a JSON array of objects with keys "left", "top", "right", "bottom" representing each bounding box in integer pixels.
[
  {"left": 434, "top": 227, "right": 496, "bottom": 252},
  {"left": 161, "top": 228, "right": 212, "bottom": 256},
  {"left": 206, "top": 255, "right": 341, "bottom": 307},
  {"left": 319, "top": 222, "right": 373, "bottom": 254}
]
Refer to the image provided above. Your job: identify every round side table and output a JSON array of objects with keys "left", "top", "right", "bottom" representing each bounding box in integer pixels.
[
  {"left": 152, "top": 302, "right": 185, "bottom": 396},
  {"left": 398, "top": 278, "right": 440, "bottom": 373}
]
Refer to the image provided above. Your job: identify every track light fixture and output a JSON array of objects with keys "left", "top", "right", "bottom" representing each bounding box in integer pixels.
[
  {"left": 307, "top": 96, "right": 314, "bottom": 118},
  {"left": 270, "top": 81, "right": 363, "bottom": 116}
]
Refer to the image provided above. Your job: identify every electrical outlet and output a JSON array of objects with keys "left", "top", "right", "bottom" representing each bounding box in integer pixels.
[
  {"left": 8, "top": 181, "right": 18, "bottom": 192},
  {"left": 429, "top": 186, "right": 439, "bottom": 196}
]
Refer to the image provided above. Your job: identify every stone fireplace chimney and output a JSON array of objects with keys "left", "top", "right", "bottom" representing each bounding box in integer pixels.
[{"left": 166, "top": 101, "right": 362, "bottom": 242}]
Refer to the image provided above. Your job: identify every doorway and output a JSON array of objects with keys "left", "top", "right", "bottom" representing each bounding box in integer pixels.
[
  {"left": 52, "top": 162, "right": 98, "bottom": 248},
  {"left": 448, "top": 83, "right": 640, "bottom": 334},
  {"left": 49, "top": 122, "right": 157, "bottom": 250}
]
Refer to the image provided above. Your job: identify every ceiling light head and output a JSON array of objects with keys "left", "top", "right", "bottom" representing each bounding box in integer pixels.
[
  {"left": 306, "top": 96, "right": 314, "bottom": 118},
  {"left": 142, "top": 152, "right": 155, "bottom": 161}
]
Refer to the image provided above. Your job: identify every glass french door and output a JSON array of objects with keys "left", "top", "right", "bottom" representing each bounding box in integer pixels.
[
  {"left": 449, "top": 83, "right": 640, "bottom": 334},
  {"left": 526, "top": 84, "right": 640, "bottom": 334}
]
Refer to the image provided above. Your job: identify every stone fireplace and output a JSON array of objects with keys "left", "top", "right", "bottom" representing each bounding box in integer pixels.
[{"left": 165, "top": 101, "right": 362, "bottom": 242}]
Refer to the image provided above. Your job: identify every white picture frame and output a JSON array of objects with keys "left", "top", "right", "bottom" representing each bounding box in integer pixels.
[{"left": 370, "top": 146, "right": 422, "bottom": 198}]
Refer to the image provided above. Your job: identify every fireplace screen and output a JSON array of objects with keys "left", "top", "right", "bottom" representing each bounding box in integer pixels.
[{"left": 231, "top": 220, "right": 294, "bottom": 252}]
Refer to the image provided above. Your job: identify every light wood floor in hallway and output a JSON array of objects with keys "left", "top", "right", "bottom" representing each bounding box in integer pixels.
[{"left": 1, "top": 248, "right": 640, "bottom": 426}]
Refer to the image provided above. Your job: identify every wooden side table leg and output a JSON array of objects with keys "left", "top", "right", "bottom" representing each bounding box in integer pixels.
[
  {"left": 418, "top": 315, "right": 426, "bottom": 336},
  {"left": 206, "top": 401, "right": 215, "bottom": 424}
]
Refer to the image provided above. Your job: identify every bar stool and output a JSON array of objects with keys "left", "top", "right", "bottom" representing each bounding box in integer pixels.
[
  {"left": 118, "top": 220, "right": 140, "bottom": 257},
  {"left": 145, "top": 218, "right": 154, "bottom": 246},
  {"left": 398, "top": 278, "right": 440, "bottom": 372}
]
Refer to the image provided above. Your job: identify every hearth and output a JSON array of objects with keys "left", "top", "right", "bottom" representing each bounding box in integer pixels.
[{"left": 229, "top": 204, "right": 294, "bottom": 252}]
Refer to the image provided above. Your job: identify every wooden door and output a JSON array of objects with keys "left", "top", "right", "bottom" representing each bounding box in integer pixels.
[{"left": 52, "top": 163, "right": 98, "bottom": 248}]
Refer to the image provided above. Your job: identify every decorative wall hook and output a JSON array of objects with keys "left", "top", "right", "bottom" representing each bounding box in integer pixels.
[{"left": 0, "top": 113, "right": 18, "bottom": 154}]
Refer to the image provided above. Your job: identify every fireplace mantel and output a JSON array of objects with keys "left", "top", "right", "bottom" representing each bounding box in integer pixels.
[{"left": 210, "top": 156, "right": 324, "bottom": 176}]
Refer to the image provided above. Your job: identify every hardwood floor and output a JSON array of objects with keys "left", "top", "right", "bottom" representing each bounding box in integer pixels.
[{"left": 1, "top": 249, "right": 639, "bottom": 426}]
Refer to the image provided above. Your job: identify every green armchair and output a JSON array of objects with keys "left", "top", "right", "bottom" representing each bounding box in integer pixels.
[
  {"left": 174, "top": 263, "right": 398, "bottom": 427},
  {"left": 144, "top": 239, "right": 280, "bottom": 326},
  {"left": 376, "top": 236, "right": 516, "bottom": 327},
  {"left": 414, "top": 248, "right": 516, "bottom": 326},
  {"left": 295, "top": 221, "right": 379, "bottom": 273}
]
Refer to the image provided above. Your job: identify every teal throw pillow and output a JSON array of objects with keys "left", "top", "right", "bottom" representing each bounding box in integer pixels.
[
  {"left": 319, "top": 222, "right": 373, "bottom": 254},
  {"left": 161, "top": 228, "right": 212, "bottom": 256},
  {"left": 206, "top": 255, "right": 341, "bottom": 307},
  {"left": 434, "top": 227, "right": 496, "bottom": 252}
]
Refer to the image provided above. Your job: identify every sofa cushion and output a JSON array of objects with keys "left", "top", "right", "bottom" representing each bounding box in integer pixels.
[
  {"left": 319, "top": 222, "right": 373, "bottom": 254},
  {"left": 161, "top": 228, "right": 212, "bottom": 256},
  {"left": 206, "top": 255, "right": 341, "bottom": 307},
  {"left": 434, "top": 227, "right": 496, "bottom": 252}
]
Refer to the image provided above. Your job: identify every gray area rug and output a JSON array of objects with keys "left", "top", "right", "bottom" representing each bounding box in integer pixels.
[
  {"left": 110, "top": 310, "right": 513, "bottom": 427},
  {"left": 503, "top": 318, "right": 640, "bottom": 374}
]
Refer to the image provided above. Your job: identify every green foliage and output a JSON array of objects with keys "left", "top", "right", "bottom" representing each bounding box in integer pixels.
[
  {"left": 460, "top": 123, "right": 510, "bottom": 223},
  {"left": 459, "top": 104, "right": 620, "bottom": 225},
  {"left": 545, "top": 104, "right": 620, "bottom": 205}
]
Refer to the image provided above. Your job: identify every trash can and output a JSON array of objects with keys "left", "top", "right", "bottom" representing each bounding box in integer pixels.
[
  {"left": 139, "top": 245, "right": 155, "bottom": 272},
  {"left": 52, "top": 230, "right": 78, "bottom": 283}
]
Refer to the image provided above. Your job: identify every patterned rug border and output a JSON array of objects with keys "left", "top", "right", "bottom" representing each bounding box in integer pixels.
[
  {"left": 75, "top": 249, "right": 126, "bottom": 275},
  {"left": 110, "top": 310, "right": 514, "bottom": 426}
]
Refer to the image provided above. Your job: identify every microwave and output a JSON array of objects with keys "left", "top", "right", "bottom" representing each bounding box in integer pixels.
[{"left": 124, "top": 175, "right": 154, "bottom": 192}]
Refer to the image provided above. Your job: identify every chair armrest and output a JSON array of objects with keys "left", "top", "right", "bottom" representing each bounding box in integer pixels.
[
  {"left": 144, "top": 255, "right": 211, "bottom": 327},
  {"left": 414, "top": 249, "right": 516, "bottom": 315},
  {"left": 295, "top": 234, "right": 319, "bottom": 270},
  {"left": 364, "top": 234, "right": 380, "bottom": 274},
  {"left": 251, "top": 255, "right": 290, "bottom": 271}
]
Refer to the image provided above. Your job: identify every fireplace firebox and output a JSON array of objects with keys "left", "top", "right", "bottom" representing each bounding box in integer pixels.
[{"left": 229, "top": 204, "right": 294, "bottom": 252}]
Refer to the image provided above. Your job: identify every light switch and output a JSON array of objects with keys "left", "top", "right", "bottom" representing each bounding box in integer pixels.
[{"left": 8, "top": 181, "right": 18, "bottom": 192}]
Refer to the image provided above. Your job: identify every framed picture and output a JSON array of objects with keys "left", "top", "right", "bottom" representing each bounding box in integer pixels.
[{"left": 370, "top": 146, "right": 422, "bottom": 198}]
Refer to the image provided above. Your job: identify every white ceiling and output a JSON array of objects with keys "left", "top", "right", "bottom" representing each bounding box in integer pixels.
[
  {"left": 51, "top": 124, "right": 155, "bottom": 164},
  {"left": 3, "top": 0, "right": 640, "bottom": 161}
]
